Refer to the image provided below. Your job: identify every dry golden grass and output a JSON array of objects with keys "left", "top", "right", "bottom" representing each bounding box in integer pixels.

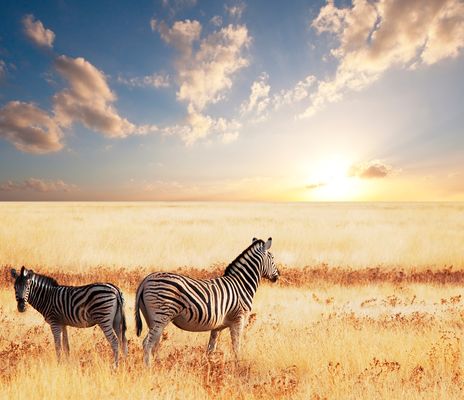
[
  {"left": 0, "top": 202, "right": 463, "bottom": 271},
  {"left": 2, "top": 264, "right": 464, "bottom": 292},
  {"left": 2, "top": 283, "right": 464, "bottom": 399},
  {"left": 1, "top": 202, "right": 464, "bottom": 399}
]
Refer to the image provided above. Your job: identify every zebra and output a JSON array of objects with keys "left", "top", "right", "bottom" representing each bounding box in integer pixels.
[
  {"left": 11, "top": 266, "right": 128, "bottom": 367},
  {"left": 135, "top": 237, "right": 279, "bottom": 366}
]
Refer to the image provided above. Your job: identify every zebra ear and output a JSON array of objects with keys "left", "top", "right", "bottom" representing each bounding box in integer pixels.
[
  {"left": 264, "top": 237, "right": 272, "bottom": 250},
  {"left": 10, "top": 269, "right": 18, "bottom": 280},
  {"left": 21, "top": 266, "right": 28, "bottom": 277},
  {"left": 252, "top": 237, "right": 258, "bottom": 243}
]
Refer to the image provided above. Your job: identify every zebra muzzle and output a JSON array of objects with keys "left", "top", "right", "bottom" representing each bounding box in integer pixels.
[{"left": 17, "top": 300, "right": 27, "bottom": 312}]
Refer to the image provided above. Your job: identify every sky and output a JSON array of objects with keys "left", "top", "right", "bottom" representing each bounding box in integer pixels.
[{"left": 0, "top": 0, "right": 463, "bottom": 201}]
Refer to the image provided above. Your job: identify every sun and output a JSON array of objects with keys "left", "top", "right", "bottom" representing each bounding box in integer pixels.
[{"left": 304, "top": 156, "right": 360, "bottom": 201}]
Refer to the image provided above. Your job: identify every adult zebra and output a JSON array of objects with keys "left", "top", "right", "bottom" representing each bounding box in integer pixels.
[
  {"left": 135, "top": 237, "right": 279, "bottom": 366},
  {"left": 11, "top": 266, "right": 128, "bottom": 367}
]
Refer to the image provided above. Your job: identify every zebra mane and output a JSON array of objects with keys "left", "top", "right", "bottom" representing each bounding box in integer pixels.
[
  {"left": 32, "top": 272, "right": 59, "bottom": 287},
  {"left": 223, "top": 240, "right": 264, "bottom": 277}
]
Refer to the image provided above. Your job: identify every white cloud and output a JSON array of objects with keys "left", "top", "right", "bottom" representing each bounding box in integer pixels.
[
  {"left": 0, "top": 178, "right": 77, "bottom": 193},
  {"left": 153, "top": 19, "right": 250, "bottom": 143},
  {"left": 0, "top": 101, "right": 63, "bottom": 154},
  {"left": 177, "top": 24, "right": 249, "bottom": 111},
  {"left": 163, "top": 109, "right": 240, "bottom": 145},
  {"left": 22, "top": 14, "right": 55, "bottom": 48},
  {"left": 150, "top": 18, "right": 158, "bottom": 32},
  {"left": 240, "top": 73, "right": 270, "bottom": 116},
  {"left": 301, "top": 0, "right": 464, "bottom": 118},
  {"left": 153, "top": 19, "right": 202, "bottom": 55},
  {"left": 210, "top": 16, "right": 223, "bottom": 27},
  {"left": 273, "top": 75, "right": 316, "bottom": 109},
  {"left": 225, "top": 1, "right": 246, "bottom": 19},
  {"left": 118, "top": 73, "right": 170, "bottom": 88},
  {"left": 349, "top": 160, "right": 399, "bottom": 179},
  {"left": 53, "top": 55, "right": 155, "bottom": 137},
  {"left": 240, "top": 73, "right": 316, "bottom": 122}
]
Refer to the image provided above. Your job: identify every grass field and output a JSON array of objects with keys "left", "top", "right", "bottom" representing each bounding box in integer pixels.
[
  {"left": 1, "top": 202, "right": 464, "bottom": 399},
  {"left": 1, "top": 202, "right": 463, "bottom": 271}
]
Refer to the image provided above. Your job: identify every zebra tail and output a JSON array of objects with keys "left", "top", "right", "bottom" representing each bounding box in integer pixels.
[{"left": 135, "top": 283, "right": 143, "bottom": 337}]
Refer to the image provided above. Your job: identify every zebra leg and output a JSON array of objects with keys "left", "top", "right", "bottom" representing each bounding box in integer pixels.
[
  {"left": 50, "top": 323, "right": 63, "bottom": 361},
  {"left": 121, "top": 331, "right": 128, "bottom": 358},
  {"left": 143, "top": 324, "right": 167, "bottom": 367},
  {"left": 230, "top": 313, "right": 249, "bottom": 361},
  {"left": 207, "top": 328, "right": 222, "bottom": 354},
  {"left": 62, "top": 325, "right": 70, "bottom": 356},
  {"left": 112, "top": 309, "right": 128, "bottom": 358},
  {"left": 141, "top": 332, "right": 163, "bottom": 359},
  {"left": 98, "top": 321, "right": 120, "bottom": 368}
]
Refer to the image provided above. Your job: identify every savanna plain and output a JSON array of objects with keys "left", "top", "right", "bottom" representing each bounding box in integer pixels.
[{"left": 1, "top": 202, "right": 464, "bottom": 399}]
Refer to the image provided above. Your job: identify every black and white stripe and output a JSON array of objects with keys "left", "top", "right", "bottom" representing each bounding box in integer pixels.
[
  {"left": 135, "top": 237, "right": 279, "bottom": 365},
  {"left": 11, "top": 266, "right": 128, "bottom": 366}
]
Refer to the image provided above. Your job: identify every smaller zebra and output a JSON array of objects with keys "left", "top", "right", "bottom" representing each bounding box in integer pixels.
[{"left": 11, "top": 266, "right": 128, "bottom": 367}]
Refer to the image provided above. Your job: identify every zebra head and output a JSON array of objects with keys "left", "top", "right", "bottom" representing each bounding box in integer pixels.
[
  {"left": 254, "top": 237, "right": 280, "bottom": 282},
  {"left": 11, "top": 266, "right": 34, "bottom": 313}
]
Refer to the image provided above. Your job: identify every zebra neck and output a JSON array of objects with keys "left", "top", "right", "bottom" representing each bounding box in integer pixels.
[
  {"left": 28, "top": 277, "right": 56, "bottom": 314},
  {"left": 225, "top": 259, "right": 261, "bottom": 297}
]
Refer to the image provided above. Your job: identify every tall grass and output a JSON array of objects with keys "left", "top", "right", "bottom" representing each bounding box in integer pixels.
[
  {"left": 2, "top": 284, "right": 464, "bottom": 399},
  {"left": 2, "top": 202, "right": 464, "bottom": 399},
  {"left": 0, "top": 202, "right": 463, "bottom": 272}
]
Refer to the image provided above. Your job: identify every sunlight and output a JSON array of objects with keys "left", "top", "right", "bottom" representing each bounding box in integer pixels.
[{"left": 305, "top": 156, "right": 360, "bottom": 201}]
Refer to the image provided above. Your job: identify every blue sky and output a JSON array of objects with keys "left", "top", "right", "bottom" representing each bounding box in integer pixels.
[{"left": 0, "top": 0, "right": 463, "bottom": 201}]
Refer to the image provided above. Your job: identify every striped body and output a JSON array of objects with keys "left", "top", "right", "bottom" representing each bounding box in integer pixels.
[
  {"left": 135, "top": 237, "right": 279, "bottom": 365},
  {"left": 11, "top": 267, "right": 128, "bottom": 366},
  {"left": 139, "top": 273, "right": 258, "bottom": 332},
  {"left": 27, "top": 281, "right": 123, "bottom": 328}
]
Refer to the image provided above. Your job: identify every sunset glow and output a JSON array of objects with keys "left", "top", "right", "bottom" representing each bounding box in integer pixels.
[{"left": 0, "top": 0, "right": 463, "bottom": 201}]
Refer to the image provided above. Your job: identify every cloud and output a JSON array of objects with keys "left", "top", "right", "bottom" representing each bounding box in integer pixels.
[
  {"left": 176, "top": 23, "right": 250, "bottom": 112},
  {"left": 240, "top": 73, "right": 270, "bottom": 117},
  {"left": 1, "top": 56, "right": 155, "bottom": 154},
  {"left": 0, "top": 178, "right": 77, "bottom": 192},
  {"left": 152, "top": 19, "right": 202, "bottom": 55},
  {"left": 0, "top": 60, "right": 6, "bottom": 81},
  {"left": 273, "top": 75, "right": 316, "bottom": 108},
  {"left": 0, "top": 101, "right": 63, "bottom": 153},
  {"left": 301, "top": 0, "right": 464, "bottom": 117},
  {"left": 153, "top": 19, "right": 250, "bottom": 143},
  {"left": 306, "top": 182, "right": 326, "bottom": 190},
  {"left": 210, "top": 16, "right": 223, "bottom": 27},
  {"left": 163, "top": 110, "right": 241, "bottom": 145},
  {"left": 225, "top": 1, "right": 246, "bottom": 19},
  {"left": 22, "top": 14, "right": 55, "bottom": 48},
  {"left": 221, "top": 131, "right": 239, "bottom": 144},
  {"left": 349, "top": 160, "right": 398, "bottom": 179},
  {"left": 240, "top": 73, "right": 316, "bottom": 122},
  {"left": 53, "top": 55, "right": 154, "bottom": 137},
  {"left": 118, "top": 73, "right": 170, "bottom": 88}
]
